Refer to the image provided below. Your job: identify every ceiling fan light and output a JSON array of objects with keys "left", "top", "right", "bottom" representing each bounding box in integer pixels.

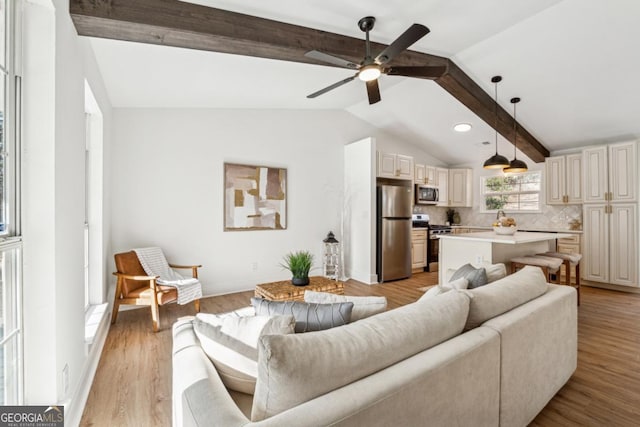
[
  {"left": 358, "top": 64, "right": 381, "bottom": 82},
  {"left": 483, "top": 153, "right": 511, "bottom": 169}
]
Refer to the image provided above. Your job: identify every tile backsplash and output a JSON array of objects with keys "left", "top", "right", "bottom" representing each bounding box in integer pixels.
[{"left": 414, "top": 204, "right": 583, "bottom": 230}]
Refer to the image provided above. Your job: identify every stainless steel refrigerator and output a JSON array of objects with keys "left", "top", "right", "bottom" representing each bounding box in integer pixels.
[{"left": 377, "top": 184, "right": 413, "bottom": 282}]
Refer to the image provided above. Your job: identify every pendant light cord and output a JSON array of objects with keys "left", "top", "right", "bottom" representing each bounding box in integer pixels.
[
  {"left": 512, "top": 101, "right": 517, "bottom": 159},
  {"left": 494, "top": 81, "right": 498, "bottom": 155}
]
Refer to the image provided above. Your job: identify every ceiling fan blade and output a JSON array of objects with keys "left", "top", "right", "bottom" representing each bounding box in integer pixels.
[
  {"left": 307, "top": 74, "right": 358, "bottom": 98},
  {"left": 366, "top": 79, "right": 381, "bottom": 105},
  {"left": 385, "top": 65, "right": 447, "bottom": 79},
  {"left": 374, "top": 24, "right": 430, "bottom": 64},
  {"left": 305, "top": 50, "right": 360, "bottom": 69}
]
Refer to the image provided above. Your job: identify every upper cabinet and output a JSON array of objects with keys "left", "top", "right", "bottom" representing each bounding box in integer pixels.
[
  {"left": 546, "top": 154, "right": 582, "bottom": 205},
  {"left": 436, "top": 168, "right": 449, "bottom": 207},
  {"left": 448, "top": 168, "right": 473, "bottom": 207},
  {"left": 583, "top": 142, "right": 637, "bottom": 203},
  {"left": 378, "top": 151, "right": 414, "bottom": 180},
  {"left": 414, "top": 164, "right": 437, "bottom": 185}
]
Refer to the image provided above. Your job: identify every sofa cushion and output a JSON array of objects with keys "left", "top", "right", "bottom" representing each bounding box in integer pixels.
[
  {"left": 193, "top": 314, "right": 295, "bottom": 394},
  {"left": 303, "top": 290, "right": 387, "bottom": 322},
  {"left": 250, "top": 298, "right": 353, "bottom": 332},
  {"left": 419, "top": 277, "right": 468, "bottom": 299},
  {"left": 251, "top": 291, "right": 471, "bottom": 421},
  {"left": 462, "top": 265, "right": 548, "bottom": 330},
  {"left": 450, "top": 263, "right": 488, "bottom": 289}
]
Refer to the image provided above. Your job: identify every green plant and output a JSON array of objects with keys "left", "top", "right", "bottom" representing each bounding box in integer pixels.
[{"left": 280, "top": 250, "right": 314, "bottom": 279}]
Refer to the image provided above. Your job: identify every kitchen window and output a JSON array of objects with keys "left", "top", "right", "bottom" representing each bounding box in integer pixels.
[{"left": 481, "top": 171, "right": 542, "bottom": 212}]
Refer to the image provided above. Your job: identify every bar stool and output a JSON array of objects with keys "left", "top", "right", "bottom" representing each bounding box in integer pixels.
[
  {"left": 510, "top": 255, "right": 563, "bottom": 284},
  {"left": 538, "top": 252, "right": 582, "bottom": 305}
]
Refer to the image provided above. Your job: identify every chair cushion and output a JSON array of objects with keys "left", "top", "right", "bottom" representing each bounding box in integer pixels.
[
  {"left": 541, "top": 251, "right": 583, "bottom": 264},
  {"left": 303, "top": 291, "right": 387, "bottom": 322},
  {"left": 511, "top": 256, "right": 562, "bottom": 272},
  {"left": 250, "top": 298, "right": 353, "bottom": 333},
  {"left": 127, "top": 285, "right": 177, "bottom": 305},
  {"left": 114, "top": 251, "right": 150, "bottom": 295}
]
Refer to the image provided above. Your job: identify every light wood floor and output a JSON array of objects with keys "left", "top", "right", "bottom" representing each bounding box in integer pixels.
[{"left": 80, "top": 274, "right": 640, "bottom": 426}]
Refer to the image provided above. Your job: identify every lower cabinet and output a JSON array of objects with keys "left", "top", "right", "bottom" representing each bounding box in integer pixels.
[
  {"left": 583, "top": 203, "right": 638, "bottom": 287},
  {"left": 411, "top": 230, "right": 427, "bottom": 271}
]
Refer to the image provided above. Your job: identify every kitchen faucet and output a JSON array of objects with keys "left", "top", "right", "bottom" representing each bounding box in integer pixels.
[{"left": 496, "top": 210, "right": 506, "bottom": 220}]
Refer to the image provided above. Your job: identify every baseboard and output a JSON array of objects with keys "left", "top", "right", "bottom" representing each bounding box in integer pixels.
[
  {"left": 63, "top": 304, "right": 111, "bottom": 427},
  {"left": 582, "top": 280, "right": 640, "bottom": 293}
]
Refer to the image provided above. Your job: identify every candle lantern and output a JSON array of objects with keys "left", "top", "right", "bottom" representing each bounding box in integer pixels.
[{"left": 322, "top": 231, "right": 341, "bottom": 280}]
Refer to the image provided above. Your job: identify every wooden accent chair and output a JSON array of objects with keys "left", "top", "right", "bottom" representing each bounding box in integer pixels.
[{"left": 112, "top": 251, "right": 201, "bottom": 332}]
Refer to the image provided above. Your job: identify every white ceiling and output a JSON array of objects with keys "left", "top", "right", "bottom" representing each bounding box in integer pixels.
[{"left": 88, "top": 0, "right": 640, "bottom": 165}]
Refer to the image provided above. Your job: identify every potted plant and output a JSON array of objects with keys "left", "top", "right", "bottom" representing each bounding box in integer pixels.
[{"left": 280, "top": 250, "right": 314, "bottom": 286}]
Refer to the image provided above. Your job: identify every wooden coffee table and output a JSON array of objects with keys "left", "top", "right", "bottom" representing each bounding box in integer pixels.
[{"left": 255, "top": 276, "right": 345, "bottom": 302}]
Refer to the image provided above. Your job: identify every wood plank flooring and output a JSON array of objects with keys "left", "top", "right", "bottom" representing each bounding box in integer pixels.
[{"left": 80, "top": 274, "right": 640, "bottom": 426}]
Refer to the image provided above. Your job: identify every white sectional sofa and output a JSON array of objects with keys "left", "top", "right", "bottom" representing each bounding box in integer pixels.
[{"left": 172, "top": 266, "right": 577, "bottom": 427}]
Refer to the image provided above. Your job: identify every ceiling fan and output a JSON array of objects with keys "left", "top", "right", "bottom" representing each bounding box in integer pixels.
[{"left": 305, "top": 16, "right": 446, "bottom": 105}]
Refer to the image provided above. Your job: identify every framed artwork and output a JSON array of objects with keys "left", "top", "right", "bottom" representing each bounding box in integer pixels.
[{"left": 224, "top": 163, "right": 287, "bottom": 231}]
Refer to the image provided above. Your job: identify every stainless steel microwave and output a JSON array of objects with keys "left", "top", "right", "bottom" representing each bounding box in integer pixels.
[{"left": 415, "top": 184, "right": 439, "bottom": 204}]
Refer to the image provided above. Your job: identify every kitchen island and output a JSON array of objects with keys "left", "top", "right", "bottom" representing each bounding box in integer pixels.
[{"left": 438, "top": 231, "right": 571, "bottom": 284}]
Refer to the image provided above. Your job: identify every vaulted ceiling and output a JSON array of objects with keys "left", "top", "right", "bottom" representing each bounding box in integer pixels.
[{"left": 70, "top": 0, "right": 640, "bottom": 165}]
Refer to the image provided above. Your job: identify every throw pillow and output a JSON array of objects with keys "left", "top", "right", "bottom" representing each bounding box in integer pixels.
[
  {"left": 303, "top": 291, "right": 387, "bottom": 322},
  {"left": 250, "top": 298, "right": 353, "bottom": 333},
  {"left": 419, "top": 277, "right": 469, "bottom": 300},
  {"left": 193, "top": 314, "right": 295, "bottom": 394},
  {"left": 484, "top": 263, "right": 507, "bottom": 283},
  {"left": 450, "top": 263, "right": 488, "bottom": 289}
]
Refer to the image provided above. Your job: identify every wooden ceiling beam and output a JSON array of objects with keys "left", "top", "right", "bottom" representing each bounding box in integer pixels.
[{"left": 69, "top": 0, "right": 549, "bottom": 162}]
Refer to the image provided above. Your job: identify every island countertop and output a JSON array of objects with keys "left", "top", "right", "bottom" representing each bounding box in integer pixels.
[{"left": 438, "top": 231, "right": 572, "bottom": 245}]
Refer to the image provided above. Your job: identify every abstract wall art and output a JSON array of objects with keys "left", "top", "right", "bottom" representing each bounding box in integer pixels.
[{"left": 224, "top": 163, "right": 287, "bottom": 231}]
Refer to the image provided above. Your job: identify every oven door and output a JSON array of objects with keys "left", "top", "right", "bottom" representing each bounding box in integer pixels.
[{"left": 427, "top": 234, "right": 439, "bottom": 270}]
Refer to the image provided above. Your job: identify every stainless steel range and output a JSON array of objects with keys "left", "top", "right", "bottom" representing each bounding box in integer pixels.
[{"left": 427, "top": 223, "right": 452, "bottom": 271}]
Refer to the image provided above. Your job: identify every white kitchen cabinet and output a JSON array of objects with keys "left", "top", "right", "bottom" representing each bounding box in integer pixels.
[
  {"left": 582, "top": 141, "right": 638, "bottom": 287},
  {"left": 609, "top": 204, "right": 637, "bottom": 286},
  {"left": 436, "top": 168, "right": 448, "bottom": 207},
  {"left": 447, "top": 168, "right": 473, "bottom": 207},
  {"left": 377, "top": 151, "right": 414, "bottom": 180},
  {"left": 583, "top": 142, "right": 637, "bottom": 203},
  {"left": 425, "top": 166, "right": 436, "bottom": 185},
  {"left": 546, "top": 154, "right": 582, "bottom": 204},
  {"left": 583, "top": 203, "right": 638, "bottom": 287},
  {"left": 411, "top": 229, "right": 427, "bottom": 270},
  {"left": 414, "top": 164, "right": 426, "bottom": 184}
]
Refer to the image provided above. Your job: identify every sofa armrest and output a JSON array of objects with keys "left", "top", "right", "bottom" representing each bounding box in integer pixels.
[
  {"left": 172, "top": 319, "right": 250, "bottom": 427},
  {"left": 482, "top": 284, "right": 577, "bottom": 427}
]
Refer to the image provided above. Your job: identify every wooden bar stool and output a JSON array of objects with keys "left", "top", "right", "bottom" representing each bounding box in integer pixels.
[
  {"left": 538, "top": 252, "right": 582, "bottom": 305},
  {"left": 510, "top": 256, "right": 563, "bottom": 284}
]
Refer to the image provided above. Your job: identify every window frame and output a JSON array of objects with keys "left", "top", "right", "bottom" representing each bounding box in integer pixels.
[{"left": 480, "top": 170, "right": 543, "bottom": 214}]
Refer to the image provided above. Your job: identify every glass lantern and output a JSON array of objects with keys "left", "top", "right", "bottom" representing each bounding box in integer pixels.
[{"left": 323, "top": 231, "right": 340, "bottom": 281}]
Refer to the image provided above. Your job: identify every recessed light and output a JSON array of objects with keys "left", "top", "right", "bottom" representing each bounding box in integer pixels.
[
  {"left": 453, "top": 123, "right": 472, "bottom": 132},
  {"left": 482, "top": 141, "right": 491, "bottom": 145}
]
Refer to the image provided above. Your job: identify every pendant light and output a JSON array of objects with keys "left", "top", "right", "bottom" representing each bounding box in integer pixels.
[
  {"left": 483, "top": 76, "right": 510, "bottom": 169},
  {"left": 503, "top": 97, "right": 528, "bottom": 173}
]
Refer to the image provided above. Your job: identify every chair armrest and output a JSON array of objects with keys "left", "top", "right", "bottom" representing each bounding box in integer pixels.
[
  {"left": 169, "top": 264, "right": 202, "bottom": 269},
  {"left": 112, "top": 272, "right": 159, "bottom": 281}
]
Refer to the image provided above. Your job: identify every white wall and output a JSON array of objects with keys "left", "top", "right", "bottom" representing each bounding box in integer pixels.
[
  {"left": 21, "top": 1, "right": 113, "bottom": 423},
  {"left": 110, "top": 109, "right": 385, "bottom": 294}
]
